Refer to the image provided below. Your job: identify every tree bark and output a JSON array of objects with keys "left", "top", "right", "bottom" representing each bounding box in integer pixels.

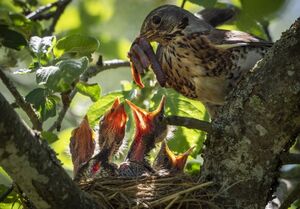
[
  {"left": 202, "top": 18, "right": 300, "bottom": 209},
  {"left": 0, "top": 93, "right": 104, "bottom": 209}
]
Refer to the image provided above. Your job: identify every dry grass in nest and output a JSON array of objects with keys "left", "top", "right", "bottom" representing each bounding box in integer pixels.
[{"left": 78, "top": 174, "right": 220, "bottom": 209}]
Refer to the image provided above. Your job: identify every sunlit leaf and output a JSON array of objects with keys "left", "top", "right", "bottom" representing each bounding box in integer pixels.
[
  {"left": 241, "top": 0, "right": 286, "bottom": 20},
  {"left": 75, "top": 82, "right": 101, "bottom": 102},
  {"left": 29, "top": 36, "right": 56, "bottom": 55},
  {"left": 188, "top": 0, "right": 217, "bottom": 8},
  {"left": 152, "top": 88, "right": 206, "bottom": 155},
  {"left": 53, "top": 34, "right": 99, "bottom": 58},
  {"left": 41, "top": 131, "right": 59, "bottom": 144},
  {"left": 87, "top": 91, "right": 129, "bottom": 127},
  {"left": 0, "top": 25, "right": 27, "bottom": 50},
  {"left": 50, "top": 128, "right": 73, "bottom": 171},
  {"left": 36, "top": 57, "right": 88, "bottom": 92}
]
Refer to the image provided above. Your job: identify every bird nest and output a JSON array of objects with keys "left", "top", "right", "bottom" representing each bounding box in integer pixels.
[{"left": 78, "top": 173, "right": 219, "bottom": 209}]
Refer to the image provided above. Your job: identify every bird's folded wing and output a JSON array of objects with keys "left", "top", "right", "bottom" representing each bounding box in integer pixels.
[{"left": 207, "top": 29, "right": 273, "bottom": 48}]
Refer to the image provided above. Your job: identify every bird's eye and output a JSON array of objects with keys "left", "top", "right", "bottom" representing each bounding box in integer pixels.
[{"left": 152, "top": 15, "right": 161, "bottom": 25}]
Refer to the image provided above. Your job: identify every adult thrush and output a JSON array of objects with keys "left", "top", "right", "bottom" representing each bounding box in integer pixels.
[
  {"left": 153, "top": 140, "right": 194, "bottom": 173},
  {"left": 133, "top": 5, "right": 272, "bottom": 117},
  {"left": 119, "top": 96, "right": 168, "bottom": 177},
  {"left": 73, "top": 98, "right": 127, "bottom": 181}
]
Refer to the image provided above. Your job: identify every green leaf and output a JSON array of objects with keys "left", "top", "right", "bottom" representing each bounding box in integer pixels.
[
  {"left": 87, "top": 91, "right": 128, "bottom": 127},
  {"left": 0, "top": 25, "right": 27, "bottom": 50},
  {"left": 53, "top": 34, "right": 99, "bottom": 58},
  {"left": 36, "top": 57, "right": 88, "bottom": 92},
  {"left": 152, "top": 88, "right": 206, "bottom": 154},
  {"left": 29, "top": 36, "right": 56, "bottom": 55},
  {"left": 189, "top": 0, "right": 217, "bottom": 8},
  {"left": 25, "top": 88, "right": 57, "bottom": 121},
  {"left": 75, "top": 82, "right": 101, "bottom": 102},
  {"left": 240, "top": 0, "right": 286, "bottom": 20},
  {"left": 41, "top": 131, "right": 59, "bottom": 144}
]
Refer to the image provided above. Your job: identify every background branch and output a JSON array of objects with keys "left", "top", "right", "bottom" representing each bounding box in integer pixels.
[
  {"left": 0, "top": 68, "right": 42, "bottom": 131},
  {"left": 48, "top": 59, "right": 130, "bottom": 132},
  {"left": 166, "top": 115, "right": 211, "bottom": 133},
  {"left": 280, "top": 153, "right": 300, "bottom": 164},
  {"left": 0, "top": 92, "right": 104, "bottom": 209},
  {"left": 26, "top": 1, "right": 59, "bottom": 20}
]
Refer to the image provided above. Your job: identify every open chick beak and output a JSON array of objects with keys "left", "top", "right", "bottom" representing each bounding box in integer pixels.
[
  {"left": 126, "top": 96, "right": 166, "bottom": 134},
  {"left": 125, "top": 96, "right": 166, "bottom": 161},
  {"left": 70, "top": 115, "right": 95, "bottom": 175},
  {"left": 162, "top": 141, "right": 195, "bottom": 171},
  {"left": 107, "top": 98, "right": 128, "bottom": 137}
]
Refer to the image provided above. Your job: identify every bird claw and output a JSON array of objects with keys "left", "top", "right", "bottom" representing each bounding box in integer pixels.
[{"left": 128, "top": 37, "right": 166, "bottom": 88}]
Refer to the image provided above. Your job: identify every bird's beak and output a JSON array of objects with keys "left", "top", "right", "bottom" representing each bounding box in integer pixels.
[
  {"left": 126, "top": 96, "right": 166, "bottom": 134},
  {"left": 174, "top": 146, "right": 195, "bottom": 171},
  {"left": 163, "top": 141, "right": 194, "bottom": 171},
  {"left": 70, "top": 115, "right": 95, "bottom": 175},
  {"left": 125, "top": 96, "right": 166, "bottom": 161},
  {"left": 107, "top": 98, "right": 128, "bottom": 133}
]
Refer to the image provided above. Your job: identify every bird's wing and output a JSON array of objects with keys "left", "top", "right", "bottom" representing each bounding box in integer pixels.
[
  {"left": 207, "top": 29, "right": 273, "bottom": 48},
  {"left": 195, "top": 6, "right": 238, "bottom": 27}
]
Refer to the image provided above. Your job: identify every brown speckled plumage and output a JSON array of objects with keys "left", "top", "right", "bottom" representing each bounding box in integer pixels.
[{"left": 139, "top": 5, "right": 272, "bottom": 117}]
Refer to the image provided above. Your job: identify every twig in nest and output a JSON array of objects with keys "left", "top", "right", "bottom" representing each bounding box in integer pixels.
[{"left": 0, "top": 68, "right": 42, "bottom": 130}]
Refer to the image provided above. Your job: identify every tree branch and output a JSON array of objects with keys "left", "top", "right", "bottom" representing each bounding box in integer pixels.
[
  {"left": 0, "top": 92, "right": 104, "bottom": 209},
  {"left": 48, "top": 59, "right": 130, "bottom": 132},
  {"left": 26, "top": 1, "right": 59, "bottom": 20},
  {"left": 0, "top": 68, "right": 42, "bottom": 131},
  {"left": 201, "top": 18, "right": 300, "bottom": 209},
  {"left": 46, "top": 0, "right": 72, "bottom": 35},
  {"left": 279, "top": 182, "right": 300, "bottom": 209},
  {"left": 0, "top": 184, "right": 14, "bottom": 202},
  {"left": 280, "top": 153, "right": 300, "bottom": 164},
  {"left": 166, "top": 115, "right": 211, "bottom": 133}
]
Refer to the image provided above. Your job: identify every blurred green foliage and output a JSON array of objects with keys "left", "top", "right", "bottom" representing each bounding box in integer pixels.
[{"left": 0, "top": 0, "right": 297, "bottom": 208}]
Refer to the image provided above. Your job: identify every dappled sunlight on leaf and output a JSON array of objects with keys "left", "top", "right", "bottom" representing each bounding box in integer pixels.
[
  {"left": 50, "top": 128, "right": 73, "bottom": 170},
  {"left": 56, "top": 6, "right": 81, "bottom": 33}
]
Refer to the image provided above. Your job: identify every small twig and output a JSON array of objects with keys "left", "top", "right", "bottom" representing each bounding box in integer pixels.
[
  {"left": 47, "top": 0, "right": 72, "bottom": 35},
  {"left": 280, "top": 153, "right": 300, "bottom": 164},
  {"left": 166, "top": 115, "right": 211, "bottom": 133},
  {"left": 261, "top": 20, "right": 273, "bottom": 42},
  {"left": 181, "top": 0, "right": 187, "bottom": 8},
  {"left": 279, "top": 182, "right": 300, "bottom": 209},
  {"left": 0, "top": 68, "right": 42, "bottom": 131},
  {"left": 26, "top": 1, "right": 59, "bottom": 20},
  {"left": 48, "top": 60, "right": 130, "bottom": 132},
  {"left": 0, "top": 184, "right": 14, "bottom": 202}
]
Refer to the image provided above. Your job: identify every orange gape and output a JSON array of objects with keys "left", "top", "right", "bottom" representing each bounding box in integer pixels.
[
  {"left": 71, "top": 98, "right": 128, "bottom": 181},
  {"left": 69, "top": 116, "right": 95, "bottom": 176},
  {"left": 119, "top": 96, "right": 168, "bottom": 177}
]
